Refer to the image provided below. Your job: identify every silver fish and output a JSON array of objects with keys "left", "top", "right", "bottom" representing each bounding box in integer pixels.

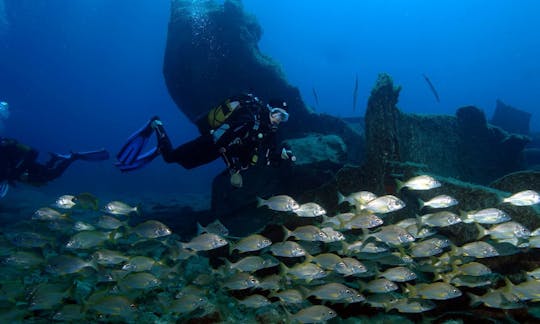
[
  {"left": 306, "top": 283, "right": 364, "bottom": 302},
  {"left": 397, "top": 175, "right": 441, "bottom": 191},
  {"left": 65, "top": 231, "right": 112, "bottom": 250},
  {"left": 232, "top": 234, "right": 272, "bottom": 253},
  {"left": 257, "top": 195, "right": 299, "bottom": 212},
  {"left": 133, "top": 220, "right": 172, "bottom": 239},
  {"left": 502, "top": 190, "right": 540, "bottom": 206},
  {"left": 222, "top": 272, "right": 259, "bottom": 290},
  {"left": 118, "top": 272, "right": 160, "bottom": 290},
  {"left": 54, "top": 195, "right": 76, "bottom": 209},
  {"left": 97, "top": 215, "right": 125, "bottom": 230},
  {"left": 93, "top": 249, "right": 129, "bottom": 266},
  {"left": 379, "top": 266, "right": 417, "bottom": 282},
  {"left": 390, "top": 298, "right": 436, "bottom": 313},
  {"left": 182, "top": 233, "right": 228, "bottom": 252},
  {"left": 364, "top": 278, "right": 398, "bottom": 293},
  {"left": 32, "top": 207, "right": 67, "bottom": 221},
  {"left": 291, "top": 305, "right": 337, "bottom": 323},
  {"left": 406, "top": 282, "right": 462, "bottom": 300},
  {"left": 476, "top": 221, "right": 530, "bottom": 240},
  {"left": 103, "top": 201, "right": 138, "bottom": 215},
  {"left": 168, "top": 295, "right": 208, "bottom": 314},
  {"left": 196, "top": 219, "right": 229, "bottom": 236},
  {"left": 419, "top": 195, "right": 458, "bottom": 209},
  {"left": 225, "top": 256, "right": 274, "bottom": 272},
  {"left": 338, "top": 191, "right": 377, "bottom": 205},
  {"left": 461, "top": 208, "right": 511, "bottom": 224},
  {"left": 368, "top": 225, "right": 415, "bottom": 246},
  {"left": 270, "top": 241, "right": 306, "bottom": 257},
  {"left": 342, "top": 213, "right": 384, "bottom": 230},
  {"left": 281, "top": 262, "right": 327, "bottom": 282},
  {"left": 293, "top": 202, "right": 326, "bottom": 217},
  {"left": 454, "top": 241, "right": 499, "bottom": 258},
  {"left": 420, "top": 211, "right": 461, "bottom": 227},
  {"left": 122, "top": 256, "right": 158, "bottom": 272},
  {"left": 320, "top": 227, "right": 345, "bottom": 242},
  {"left": 335, "top": 257, "right": 368, "bottom": 276},
  {"left": 237, "top": 294, "right": 271, "bottom": 308},
  {"left": 365, "top": 195, "right": 405, "bottom": 214},
  {"left": 46, "top": 255, "right": 97, "bottom": 275},
  {"left": 283, "top": 225, "right": 328, "bottom": 242},
  {"left": 270, "top": 289, "right": 303, "bottom": 305}
]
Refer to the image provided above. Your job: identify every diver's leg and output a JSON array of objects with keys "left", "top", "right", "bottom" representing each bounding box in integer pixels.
[
  {"left": 41, "top": 156, "right": 74, "bottom": 181},
  {"left": 164, "top": 136, "right": 220, "bottom": 169},
  {"left": 153, "top": 120, "right": 221, "bottom": 169}
]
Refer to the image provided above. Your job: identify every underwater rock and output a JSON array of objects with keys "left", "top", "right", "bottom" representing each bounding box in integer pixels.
[
  {"left": 163, "top": 0, "right": 362, "bottom": 161},
  {"left": 364, "top": 73, "right": 402, "bottom": 193},
  {"left": 363, "top": 74, "right": 530, "bottom": 186},
  {"left": 524, "top": 148, "right": 540, "bottom": 170},
  {"left": 454, "top": 106, "right": 530, "bottom": 184},
  {"left": 284, "top": 134, "right": 347, "bottom": 165},
  {"left": 490, "top": 99, "right": 531, "bottom": 135},
  {"left": 489, "top": 170, "right": 540, "bottom": 193}
]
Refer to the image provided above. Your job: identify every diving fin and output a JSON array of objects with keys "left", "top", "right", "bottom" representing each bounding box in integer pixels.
[
  {"left": 72, "top": 149, "right": 110, "bottom": 161},
  {"left": 116, "top": 118, "right": 156, "bottom": 166},
  {"left": 115, "top": 146, "right": 160, "bottom": 172},
  {"left": 0, "top": 181, "right": 9, "bottom": 199}
]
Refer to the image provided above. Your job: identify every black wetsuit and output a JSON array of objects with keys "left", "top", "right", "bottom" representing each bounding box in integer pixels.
[
  {"left": 155, "top": 95, "right": 281, "bottom": 172},
  {"left": 0, "top": 137, "right": 74, "bottom": 185}
]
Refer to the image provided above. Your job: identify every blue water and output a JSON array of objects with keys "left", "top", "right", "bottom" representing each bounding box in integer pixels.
[{"left": 1, "top": 0, "right": 539, "bottom": 197}]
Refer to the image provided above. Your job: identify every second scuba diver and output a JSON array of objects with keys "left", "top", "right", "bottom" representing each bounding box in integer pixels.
[{"left": 115, "top": 93, "right": 295, "bottom": 187}]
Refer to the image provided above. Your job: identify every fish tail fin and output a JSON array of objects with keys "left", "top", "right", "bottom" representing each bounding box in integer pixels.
[
  {"left": 503, "top": 277, "right": 515, "bottom": 289},
  {"left": 281, "top": 226, "right": 292, "bottom": 241},
  {"left": 475, "top": 223, "right": 488, "bottom": 240},
  {"left": 304, "top": 252, "right": 314, "bottom": 263},
  {"left": 87, "top": 256, "right": 100, "bottom": 272},
  {"left": 467, "top": 292, "right": 482, "bottom": 307},
  {"left": 321, "top": 214, "right": 330, "bottom": 225},
  {"left": 221, "top": 258, "right": 234, "bottom": 273},
  {"left": 449, "top": 244, "right": 461, "bottom": 257},
  {"left": 256, "top": 196, "right": 266, "bottom": 208},
  {"left": 417, "top": 198, "right": 425, "bottom": 210},
  {"left": 416, "top": 213, "right": 425, "bottom": 228},
  {"left": 196, "top": 222, "right": 206, "bottom": 235},
  {"left": 337, "top": 192, "right": 347, "bottom": 205},
  {"left": 298, "top": 286, "right": 311, "bottom": 297},
  {"left": 279, "top": 262, "right": 289, "bottom": 278},
  {"left": 396, "top": 179, "right": 404, "bottom": 192},
  {"left": 404, "top": 283, "right": 416, "bottom": 297},
  {"left": 459, "top": 210, "right": 472, "bottom": 223}
]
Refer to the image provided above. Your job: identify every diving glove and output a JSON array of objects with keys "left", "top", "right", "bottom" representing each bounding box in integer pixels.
[
  {"left": 281, "top": 148, "right": 296, "bottom": 162},
  {"left": 230, "top": 172, "right": 243, "bottom": 188}
]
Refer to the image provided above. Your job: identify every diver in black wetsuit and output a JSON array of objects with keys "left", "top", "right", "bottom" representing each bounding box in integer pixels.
[
  {"left": 115, "top": 94, "right": 295, "bottom": 187},
  {"left": 0, "top": 137, "right": 109, "bottom": 195}
]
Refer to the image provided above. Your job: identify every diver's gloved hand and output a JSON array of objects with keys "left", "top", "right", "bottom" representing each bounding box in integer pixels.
[
  {"left": 230, "top": 171, "right": 243, "bottom": 188},
  {"left": 150, "top": 116, "right": 162, "bottom": 129},
  {"left": 280, "top": 148, "right": 296, "bottom": 162}
]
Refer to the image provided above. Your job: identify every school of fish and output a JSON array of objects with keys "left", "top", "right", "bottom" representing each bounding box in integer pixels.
[{"left": 0, "top": 176, "right": 539, "bottom": 323}]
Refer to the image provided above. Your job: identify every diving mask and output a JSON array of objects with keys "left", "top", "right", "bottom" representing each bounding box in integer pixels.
[{"left": 269, "top": 107, "right": 289, "bottom": 122}]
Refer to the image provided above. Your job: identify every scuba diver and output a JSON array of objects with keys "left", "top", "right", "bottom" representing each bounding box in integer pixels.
[
  {"left": 115, "top": 93, "right": 295, "bottom": 187},
  {"left": 0, "top": 137, "right": 110, "bottom": 198}
]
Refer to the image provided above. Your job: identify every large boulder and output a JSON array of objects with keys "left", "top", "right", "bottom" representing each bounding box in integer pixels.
[
  {"left": 364, "top": 73, "right": 530, "bottom": 187},
  {"left": 163, "top": 0, "right": 362, "bottom": 162},
  {"left": 490, "top": 99, "right": 531, "bottom": 135}
]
